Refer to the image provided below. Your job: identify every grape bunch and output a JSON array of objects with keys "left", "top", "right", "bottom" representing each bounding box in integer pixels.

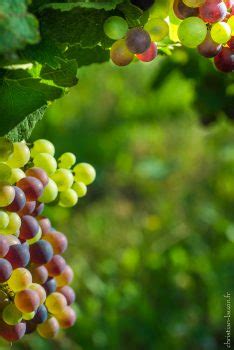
[
  {"left": 103, "top": 0, "right": 233, "bottom": 73},
  {"left": 174, "top": 0, "right": 233, "bottom": 72},
  {"left": 0, "top": 137, "right": 95, "bottom": 342}
]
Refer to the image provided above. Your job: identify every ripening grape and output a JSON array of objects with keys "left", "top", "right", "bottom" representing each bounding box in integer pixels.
[
  {"left": 198, "top": 31, "right": 222, "bottom": 57},
  {"left": 4, "top": 234, "right": 20, "bottom": 246},
  {"left": 31, "top": 139, "right": 55, "bottom": 157},
  {"left": 19, "top": 215, "right": 40, "bottom": 240},
  {"left": 31, "top": 202, "right": 44, "bottom": 217},
  {"left": 0, "top": 258, "right": 12, "bottom": 282},
  {"left": 0, "top": 163, "right": 12, "bottom": 182},
  {"left": 0, "top": 235, "right": 9, "bottom": 257},
  {"left": 73, "top": 163, "right": 96, "bottom": 185},
  {"left": 10, "top": 168, "right": 25, "bottom": 185},
  {"left": 8, "top": 268, "right": 32, "bottom": 292},
  {"left": 136, "top": 42, "right": 158, "bottom": 62},
  {"left": 144, "top": 18, "right": 169, "bottom": 42},
  {"left": 0, "top": 211, "right": 9, "bottom": 229},
  {"left": 59, "top": 189, "right": 78, "bottom": 208},
  {"left": 178, "top": 17, "right": 207, "bottom": 48},
  {"left": 110, "top": 39, "right": 134, "bottom": 66},
  {"left": 0, "top": 137, "right": 13, "bottom": 161},
  {"left": 0, "top": 320, "right": 26, "bottom": 341},
  {"left": 5, "top": 186, "right": 26, "bottom": 212},
  {"left": 5, "top": 243, "right": 30, "bottom": 269},
  {"left": 2, "top": 304, "right": 22, "bottom": 325},
  {"left": 33, "top": 153, "right": 57, "bottom": 175},
  {"left": 0, "top": 185, "right": 15, "bottom": 207},
  {"left": 173, "top": 0, "right": 199, "bottom": 19},
  {"left": 211, "top": 21, "right": 232, "bottom": 43},
  {"left": 27, "top": 227, "right": 42, "bottom": 245},
  {"left": 199, "top": 1, "right": 227, "bottom": 23},
  {"left": 182, "top": 0, "right": 205, "bottom": 7},
  {"left": 104, "top": 16, "right": 128, "bottom": 40},
  {"left": 57, "top": 286, "right": 76, "bottom": 305},
  {"left": 7, "top": 142, "right": 30, "bottom": 168},
  {"left": 2, "top": 212, "right": 21, "bottom": 235},
  {"left": 37, "top": 216, "right": 52, "bottom": 233},
  {"left": 25, "top": 167, "right": 49, "bottom": 187},
  {"left": 15, "top": 289, "right": 40, "bottom": 313},
  {"left": 214, "top": 47, "right": 234, "bottom": 72},
  {"left": 17, "top": 176, "right": 44, "bottom": 201},
  {"left": 29, "top": 283, "right": 46, "bottom": 305},
  {"left": 39, "top": 178, "right": 58, "bottom": 203},
  {"left": 55, "top": 265, "right": 74, "bottom": 287},
  {"left": 43, "top": 278, "right": 57, "bottom": 295},
  {"left": 51, "top": 169, "right": 74, "bottom": 191},
  {"left": 56, "top": 306, "right": 76, "bottom": 329},
  {"left": 45, "top": 292, "right": 67, "bottom": 314},
  {"left": 18, "top": 201, "right": 36, "bottom": 216},
  {"left": 45, "top": 255, "right": 66, "bottom": 277},
  {"left": 32, "top": 304, "right": 48, "bottom": 324},
  {"left": 29, "top": 240, "right": 53, "bottom": 265},
  {"left": 72, "top": 181, "right": 87, "bottom": 198},
  {"left": 58, "top": 152, "right": 76, "bottom": 169},
  {"left": 37, "top": 316, "right": 59, "bottom": 339},
  {"left": 42, "top": 231, "right": 68, "bottom": 255},
  {"left": 30, "top": 265, "right": 48, "bottom": 284},
  {"left": 126, "top": 28, "right": 151, "bottom": 54},
  {"left": 130, "top": 0, "right": 155, "bottom": 10}
]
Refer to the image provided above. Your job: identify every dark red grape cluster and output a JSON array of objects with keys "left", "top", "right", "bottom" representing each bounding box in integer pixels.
[
  {"left": 0, "top": 138, "right": 95, "bottom": 342},
  {"left": 173, "top": 0, "right": 234, "bottom": 73}
]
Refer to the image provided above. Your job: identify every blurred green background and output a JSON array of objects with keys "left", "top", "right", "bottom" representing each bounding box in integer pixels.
[{"left": 1, "top": 49, "right": 234, "bottom": 350}]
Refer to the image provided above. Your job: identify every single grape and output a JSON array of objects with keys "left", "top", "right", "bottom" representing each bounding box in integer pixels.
[
  {"left": 178, "top": 17, "right": 207, "bottom": 48},
  {"left": 22, "top": 311, "right": 35, "bottom": 321},
  {"left": 45, "top": 292, "right": 67, "bottom": 314},
  {"left": 7, "top": 142, "right": 30, "bottom": 168},
  {"left": 29, "top": 239, "right": 53, "bottom": 265},
  {"left": 17, "top": 176, "right": 44, "bottom": 201},
  {"left": 0, "top": 234, "right": 10, "bottom": 257},
  {"left": 2, "top": 303, "right": 22, "bottom": 325},
  {"left": 5, "top": 243, "right": 30, "bottom": 269},
  {"left": 214, "top": 47, "right": 234, "bottom": 72},
  {"left": 126, "top": 28, "right": 151, "bottom": 54},
  {"left": 31, "top": 139, "right": 55, "bottom": 157},
  {"left": 29, "top": 283, "right": 46, "bottom": 305},
  {"left": 72, "top": 181, "right": 87, "bottom": 198},
  {"left": 37, "top": 216, "right": 52, "bottom": 233},
  {"left": 0, "top": 163, "right": 12, "bottom": 182},
  {"left": 19, "top": 215, "right": 40, "bottom": 240},
  {"left": 0, "top": 184, "right": 15, "bottom": 207},
  {"left": 104, "top": 16, "right": 128, "bottom": 40},
  {"left": 33, "top": 153, "right": 57, "bottom": 175},
  {"left": 0, "top": 211, "right": 9, "bottom": 229},
  {"left": 32, "top": 304, "right": 48, "bottom": 324},
  {"left": 8, "top": 268, "right": 32, "bottom": 292},
  {"left": 2, "top": 212, "right": 21, "bottom": 235},
  {"left": 25, "top": 167, "right": 49, "bottom": 187},
  {"left": 42, "top": 230, "right": 68, "bottom": 255},
  {"left": 0, "top": 137, "right": 13, "bottom": 161},
  {"left": 57, "top": 286, "right": 76, "bottom": 305},
  {"left": 5, "top": 186, "right": 26, "bottom": 212},
  {"left": 73, "top": 163, "right": 96, "bottom": 185},
  {"left": 18, "top": 201, "right": 36, "bottom": 216},
  {"left": 0, "top": 258, "right": 12, "bottom": 282},
  {"left": 144, "top": 18, "right": 169, "bottom": 42},
  {"left": 4, "top": 234, "right": 20, "bottom": 246},
  {"left": 45, "top": 255, "right": 66, "bottom": 277},
  {"left": 136, "top": 42, "right": 158, "bottom": 62},
  {"left": 39, "top": 178, "right": 58, "bottom": 203},
  {"left": 56, "top": 306, "right": 76, "bottom": 329},
  {"left": 55, "top": 265, "right": 74, "bottom": 287},
  {"left": 58, "top": 152, "right": 76, "bottom": 169},
  {"left": 37, "top": 316, "right": 59, "bottom": 339},
  {"left": 110, "top": 39, "right": 134, "bottom": 66},
  {"left": 198, "top": 31, "right": 222, "bottom": 57},
  {"left": 211, "top": 21, "right": 232, "bottom": 43},
  {"left": 43, "top": 277, "right": 57, "bottom": 295},
  {"left": 30, "top": 265, "right": 48, "bottom": 284},
  {"left": 199, "top": 0, "right": 227, "bottom": 23},
  {"left": 10, "top": 168, "right": 25, "bottom": 185},
  {"left": 59, "top": 189, "right": 78, "bottom": 208},
  {"left": 51, "top": 169, "right": 74, "bottom": 192},
  {"left": 15, "top": 289, "right": 40, "bottom": 313},
  {"left": 173, "top": 0, "right": 199, "bottom": 19},
  {"left": 130, "top": 0, "right": 155, "bottom": 11}
]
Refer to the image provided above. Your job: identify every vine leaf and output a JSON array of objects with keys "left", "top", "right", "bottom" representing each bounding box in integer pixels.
[
  {"left": 39, "top": 1, "right": 124, "bottom": 11},
  {"left": 65, "top": 45, "right": 110, "bottom": 67},
  {"left": 40, "top": 58, "right": 78, "bottom": 87}
]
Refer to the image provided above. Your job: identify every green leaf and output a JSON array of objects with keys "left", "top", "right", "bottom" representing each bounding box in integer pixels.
[
  {"left": 39, "top": 1, "right": 124, "bottom": 11},
  {"left": 0, "top": 0, "right": 40, "bottom": 54},
  {"left": 117, "top": 2, "right": 148, "bottom": 27},
  {"left": 65, "top": 45, "right": 109, "bottom": 67},
  {"left": 6, "top": 105, "right": 47, "bottom": 142},
  {"left": 40, "top": 58, "right": 78, "bottom": 87},
  {"left": 0, "top": 69, "right": 63, "bottom": 136}
]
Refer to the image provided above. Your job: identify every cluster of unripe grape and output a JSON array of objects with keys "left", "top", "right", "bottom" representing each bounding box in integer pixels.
[
  {"left": 0, "top": 137, "right": 95, "bottom": 342},
  {"left": 174, "top": 0, "right": 233, "bottom": 72}
]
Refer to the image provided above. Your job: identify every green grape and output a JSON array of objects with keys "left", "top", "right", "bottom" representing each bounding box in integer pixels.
[
  {"left": 51, "top": 169, "right": 74, "bottom": 192},
  {"left": 178, "top": 17, "right": 207, "bottom": 48},
  {"left": 58, "top": 152, "right": 76, "bottom": 169},
  {"left": 22, "top": 311, "right": 35, "bottom": 320},
  {"left": 0, "top": 137, "right": 13, "bottom": 161},
  {"left": 27, "top": 227, "right": 42, "bottom": 245},
  {"left": 8, "top": 268, "right": 32, "bottom": 292},
  {"left": 0, "top": 184, "right": 15, "bottom": 207},
  {"left": 0, "top": 163, "right": 12, "bottom": 182},
  {"left": 182, "top": 0, "right": 205, "bottom": 7},
  {"left": 31, "top": 139, "right": 55, "bottom": 157},
  {"left": 227, "top": 16, "right": 234, "bottom": 35},
  {"left": 7, "top": 142, "right": 30, "bottom": 168},
  {"left": 39, "top": 179, "right": 58, "bottom": 203},
  {"left": 59, "top": 189, "right": 78, "bottom": 208},
  {"left": 2, "top": 303, "right": 22, "bottom": 325},
  {"left": 72, "top": 182, "right": 87, "bottom": 198},
  {"left": 211, "top": 22, "right": 232, "bottom": 44},
  {"left": 2, "top": 212, "right": 21, "bottom": 235},
  {"left": 10, "top": 168, "right": 25, "bottom": 185},
  {"left": 104, "top": 16, "right": 128, "bottom": 40},
  {"left": 144, "top": 18, "right": 169, "bottom": 42},
  {"left": 73, "top": 163, "right": 96, "bottom": 185},
  {"left": 0, "top": 211, "right": 9, "bottom": 229},
  {"left": 34, "top": 153, "right": 57, "bottom": 175},
  {"left": 110, "top": 39, "right": 134, "bottom": 66}
]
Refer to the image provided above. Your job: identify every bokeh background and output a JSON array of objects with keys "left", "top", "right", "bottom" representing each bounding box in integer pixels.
[{"left": 1, "top": 48, "right": 234, "bottom": 350}]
